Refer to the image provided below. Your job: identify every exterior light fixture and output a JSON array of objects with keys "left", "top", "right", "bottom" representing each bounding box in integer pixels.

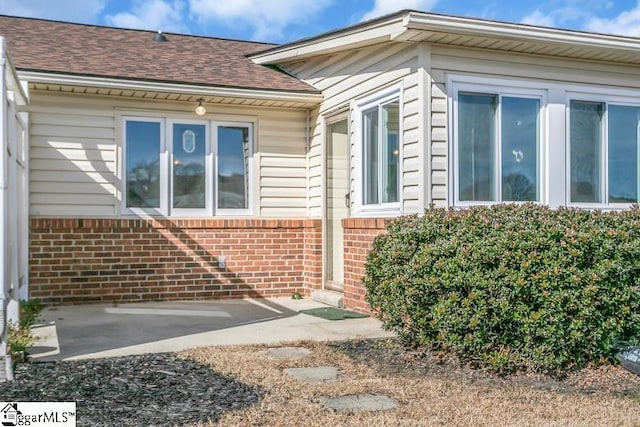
[{"left": 195, "top": 98, "right": 206, "bottom": 116}]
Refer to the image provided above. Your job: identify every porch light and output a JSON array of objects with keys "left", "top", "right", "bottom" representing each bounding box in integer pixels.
[{"left": 195, "top": 98, "right": 206, "bottom": 116}]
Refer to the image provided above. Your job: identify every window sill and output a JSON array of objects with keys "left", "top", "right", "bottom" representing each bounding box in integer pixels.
[{"left": 353, "top": 206, "right": 402, "bottom": 218}]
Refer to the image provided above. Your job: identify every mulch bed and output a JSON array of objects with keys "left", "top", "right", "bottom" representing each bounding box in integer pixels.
[
  {"left": 1, "top": 339, "right": 638, "bottom": 426},
  {"left": 330, "top": 338, "right": 640, "bottom": 397},
  {"left": 0, "top": 353, "right": 263, "bottom": 427}
]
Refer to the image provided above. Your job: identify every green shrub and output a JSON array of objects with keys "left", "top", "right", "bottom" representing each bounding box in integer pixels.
[
  {"left": 7, "top": 321, "right": 35, "bottom": 358},
  {"left": 6, "top": 299, "right": 43, "bottom": 362},
  {"left": 364, "top": 204, "right": 640, "bottom": 374},
  {"left": 19, "top": 298, "right": 43, "bottom": 329}
]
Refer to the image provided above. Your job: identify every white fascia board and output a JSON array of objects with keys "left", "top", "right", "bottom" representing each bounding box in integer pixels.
[
  {"left": 17, "top": 71, "right": 323, "bottom": 104},
  {"left": 251, "top": 19, "right": 408, "bottom": 64},
  {"left": 5, "top": 57, "right": 28, "bottom": 105},
  {"left": 406, "top": 13, "right": 640, "bottom": 53}
]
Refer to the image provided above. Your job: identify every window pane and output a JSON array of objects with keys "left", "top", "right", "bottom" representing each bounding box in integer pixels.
[
  {"left": 501, "top": 97, "right": 539, "bottom": 201},
  {"left": 173, "top": 123, "right": 206, "bottom": 209},
  {"left": 608, "top": 105, "right": 640, "bottom": 203},
  {"left": 218, "top": 126, "right": 250, "bottom": 209},
  {"left": 382, "top": 102, "right": 400, "bottom": 203},
  {"left": 458, "top": 93, "right": 497, "bottom": 201},
  {"left": 363, "top": 107, "right": 379, "bottom": 205},
  {"left": 126, "top": 120, "right": 161, "bottom": 208},
  {"left": 570, "top": 101, "right": 603, "bottom": 203}
]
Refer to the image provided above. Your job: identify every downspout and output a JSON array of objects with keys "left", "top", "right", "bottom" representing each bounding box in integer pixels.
[
  {"left": 306, "top": 109, "right": 311, "bottom": 218},
  {"left": 0, "top": 37, "right": 11, "bottom": 381}
]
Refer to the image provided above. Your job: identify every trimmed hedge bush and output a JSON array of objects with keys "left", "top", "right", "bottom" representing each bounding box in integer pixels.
[{"left": 364, "top": 204, "right": 640, "bottom": 373}]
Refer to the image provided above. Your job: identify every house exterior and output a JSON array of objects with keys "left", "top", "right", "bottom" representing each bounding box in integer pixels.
[{"left": 2, "top": 9, "right": 640, "bottom": 319}]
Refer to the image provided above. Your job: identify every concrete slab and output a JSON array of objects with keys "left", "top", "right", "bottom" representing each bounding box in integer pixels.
[
  {"left": 284, "top": 366, "right": 338, "bottom": 383},
  {"left": 265, "top": 347, "right": 312, "bottom": 359},
  {"left": 321, "top": 394, "right": 398, "bottom": 413},
  {"left": 30, "top": 297, "right": 392, "bottom": 361}
]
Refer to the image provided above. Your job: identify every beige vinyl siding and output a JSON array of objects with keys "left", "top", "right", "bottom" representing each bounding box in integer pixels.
[
  {"left": 29, "top": 101, "right": 117, "bottom": 217},
  {"left": 285, "top": 42, "right": 423, "bottom": 217},
  {"left": 28, "top": 91, "right": 309, "bottom": 218},
  {"left": 256, "top": 108, "right": 309, "bottom": 217},
  {"left": 429, "top": 43, "right": 640, "bottom": 208}
]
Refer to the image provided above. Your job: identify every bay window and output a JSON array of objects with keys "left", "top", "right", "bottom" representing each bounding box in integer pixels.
[{"left": 123, "top": 116, "right": 253, "bottom": 216}]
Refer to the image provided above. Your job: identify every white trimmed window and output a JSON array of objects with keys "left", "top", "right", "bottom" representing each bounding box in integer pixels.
[
  {"left": 355, "top": 87, "right": 402, "bottom": 215},
  {"left": 569, "top": 100, "right": 640, "bottom": 206},
  {"left": 450, "top": 76, "right": 640, "bottom": 209},
  {"left": 452, "top": 84, "right": 544, "bottom": 205},
  {"left": 123, "top": 116, "right": 253, "bottom": 216}
]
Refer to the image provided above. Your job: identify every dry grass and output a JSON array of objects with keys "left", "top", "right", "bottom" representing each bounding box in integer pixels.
[{"left": 182, "top": 341, "right": 640, "bottom": 426}]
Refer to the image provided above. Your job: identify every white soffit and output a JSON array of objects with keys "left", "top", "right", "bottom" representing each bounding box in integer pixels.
[{"left": 20, "top": 71, "right": 323, "bottom": 108}]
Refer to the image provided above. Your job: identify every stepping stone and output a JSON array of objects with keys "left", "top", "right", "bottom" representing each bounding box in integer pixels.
[
  {"left": 321, "top": 394, "right": 398, "bottom": 413},
  {"left": 265, "top": 347, "right": 312, "bottom": 359},
  {"left": 284, "top": 366, "right": 338, "bottom": 383}
]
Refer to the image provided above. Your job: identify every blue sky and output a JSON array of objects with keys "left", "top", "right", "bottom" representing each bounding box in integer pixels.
[{"left": 1, "top": 0, "right": 640, "bottom": 43}]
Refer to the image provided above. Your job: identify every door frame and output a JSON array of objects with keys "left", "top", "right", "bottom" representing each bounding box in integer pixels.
[{"left": 322, "top": 110, "right": 350, "bottom": 292}]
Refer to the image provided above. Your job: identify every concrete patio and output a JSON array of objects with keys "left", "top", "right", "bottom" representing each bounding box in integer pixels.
[{"left": 29, "top": 297, "right": 392, "bottom": 361}]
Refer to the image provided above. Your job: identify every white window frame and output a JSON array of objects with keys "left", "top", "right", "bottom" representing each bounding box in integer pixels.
[
  {"left": 213, "top": 121, "right": 254, "bottom": 216},
  {"left": 449, "top": 76, "right": 547, "bottom": 207},
  {"left": 354, "top": 84, "right": 403, "bottom": 217},
  {"left": 120, "top": 113, "right": 255, "bottom": 217},
  {"left": 566, "top": 90, "right": 640, "bottom": 209},
  {"left": 168, "top": 119, "right": 211, "bottom": 217},
  {"left": 121, "top": 116, "right": 168, "bottom": 216}
]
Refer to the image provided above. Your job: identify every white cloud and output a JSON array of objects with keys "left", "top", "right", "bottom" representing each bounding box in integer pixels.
[
  {"left": 0, "top": 0, "right": 106, "bottom": 23},
  {"left": 361, "top": 0, "right": 438, "bottom": 22},
  {"left": 105, "top": 0, "right": 188, "bottom": 33},
  {"left": 586, "top": 3, "right": 640, "bottom": 36},
  {"left": 189, "top": 0, "right": 333, "bottom": 41},
  {"left": 521, "top": 10, "right": 556, "bottom": 27}
]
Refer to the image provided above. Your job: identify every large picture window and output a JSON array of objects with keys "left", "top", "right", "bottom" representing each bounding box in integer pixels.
[
  {"left": 356, "top": 88, "right": 401, "bottom": 214},
  {"left": 450, "top": 75, "right": 640, "bottom": 209},
  {"left": 123, "top": 116, "right": 253, "bottom": 216},
  {"left": 570, "top": 101, "right": 640, "bottom": 205},
  {"left": 456, "top": 91, "right": 541, "bottom": 203}
]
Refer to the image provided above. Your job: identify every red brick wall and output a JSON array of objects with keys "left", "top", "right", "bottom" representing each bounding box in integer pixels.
[
  {"left": 342, "top": 218, "right": 389, "bottom": 314},
  {"left": 30, "top": 218, "right": 322, "bottom": 305},
  {"left": 303, "top": 220, "right": 323, "bottom": 292}
]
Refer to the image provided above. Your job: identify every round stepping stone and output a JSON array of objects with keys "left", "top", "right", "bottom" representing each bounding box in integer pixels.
[
  {"left": 284, "top": 366, "right": 338, "bottom": 383},
  {"left": 321, "top": 394, "right": 398, "bottom": 413},
  {"left": 265, "top": 347, "right": 312, "bottom": 359}
]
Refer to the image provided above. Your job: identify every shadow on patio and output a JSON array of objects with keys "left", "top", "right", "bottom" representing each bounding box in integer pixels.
[{"left": 28, "top": 297, "right": 390, "bottom": 361}]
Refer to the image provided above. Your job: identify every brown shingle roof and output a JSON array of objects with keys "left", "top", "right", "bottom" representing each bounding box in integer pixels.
[{"left": 0, "top": 15, "right": 317, "bottom": 93}]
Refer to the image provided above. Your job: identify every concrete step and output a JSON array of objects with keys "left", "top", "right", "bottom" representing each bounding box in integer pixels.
[{"left": 311, "top": 290, "right": 344, "bottom": 308}]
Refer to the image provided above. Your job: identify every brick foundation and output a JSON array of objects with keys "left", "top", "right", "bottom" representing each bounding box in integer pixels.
[
  {"left": 30, "top": 218, "right": 322, "bottom": 305},
  {"left": 342, "top": 218, "right": 389, "bottom": 313}
]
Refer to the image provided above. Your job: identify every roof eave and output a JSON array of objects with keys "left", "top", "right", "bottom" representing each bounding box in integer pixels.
[
  {"left": 251, "top": 15, "right": 409, "bottom": 64},
  {"left": 18, "top": 70, "right": 323, "bottom": 105},
  {"left": 252, "top": 10, "right": 640, "bottom": 65},
  {"left": 406, "top": 13, "right": 640, "bottom": 55}
]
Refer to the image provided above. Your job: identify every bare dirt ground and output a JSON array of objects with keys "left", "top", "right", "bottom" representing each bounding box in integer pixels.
[{"left": 184, "top": 338, "right": 640, "bottom": 427}]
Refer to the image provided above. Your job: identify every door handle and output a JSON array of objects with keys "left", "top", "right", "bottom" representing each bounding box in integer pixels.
[{"left": 345, "top": 192, "right": 350, "bottom": 208}]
